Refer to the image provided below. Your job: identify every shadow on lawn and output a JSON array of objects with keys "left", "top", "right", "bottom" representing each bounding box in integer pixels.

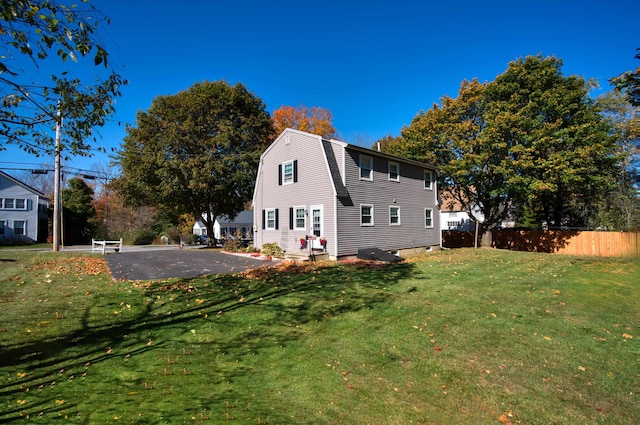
[{"left": 0, "top": 261, "right": 418, "bottom": 423}]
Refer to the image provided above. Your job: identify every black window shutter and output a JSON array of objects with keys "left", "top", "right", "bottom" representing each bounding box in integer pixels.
[
  {"left": 262, "top": 210, "right": 265, "bottom": 230},
  {"left": 278, "top": 164, "right": 282, "bottom": 186},
  {"left": 293, "top": 160, "right": 298, "bottom": 183},
  {"left": 289, "top": 207, "right": 294, "bottom": 230},
  {"left": 275, "top": 209, "right": 279, "bottom": 230}
]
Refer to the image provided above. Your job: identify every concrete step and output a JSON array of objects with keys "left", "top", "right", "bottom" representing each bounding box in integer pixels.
[{"left": 285, "top": 250, "right": 329, "bottom": 262}]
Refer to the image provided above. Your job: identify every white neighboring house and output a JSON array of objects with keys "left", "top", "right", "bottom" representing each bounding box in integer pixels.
[
  {"left": 192, "top": 210, "right": 254, "bottom": 240},
  {"left": 0, "top": 170, "right": 50, "bottom": 243},
  {"left": 440, "top": 190, "right": 482, "bottom": 231},
  {"left": 440, "top": 188, "right": 514, "bottom": 231}
]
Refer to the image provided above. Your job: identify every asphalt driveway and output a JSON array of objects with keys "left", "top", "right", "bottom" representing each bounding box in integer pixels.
[{"left": 104, "top": 248, "right": 270, "bottom": 281}]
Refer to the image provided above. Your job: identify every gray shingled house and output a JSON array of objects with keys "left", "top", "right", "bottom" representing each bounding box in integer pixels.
[{"left": 252, "top": 128, "right": 441, "bottom": 260}]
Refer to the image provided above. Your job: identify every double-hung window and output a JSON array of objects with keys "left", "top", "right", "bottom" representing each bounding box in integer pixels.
[
  {"left": 0, "top": 220, "right": 6, "bottom": 236},
  {"left": 279, "top": 160, "right": 298, "bottom": 185},
  {"left": 424, "top": 170, "right": 433, "bottom": 190},
  {"left": 359, "top": 155, "right": 373, "bottom": 181},
  {"left": 293, "top": 206, "right": 306, "bottom": 230},
  {"left": 264, "top": 209, "right": 278, "bottom": 230},
  {"left": 360, "top": 204, "right": 374, "bottom": 226},
  {"left": 388, "top": 162, "right": 399, "bottom": 182},
  {"left": 15, "top": 199, "right": 26, "bottom": 209},
  {"left": 424, "top": 208, "right": 433, "bottom": 228},
  {"left": 14, "top": 220, "right": 25, "bottom": 235},
  {"left": 389, "top": 206, "right": 400, "bottom": 225}
]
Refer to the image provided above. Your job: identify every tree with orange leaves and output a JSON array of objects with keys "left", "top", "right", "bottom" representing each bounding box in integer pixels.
[{"left": 273, "top": 105, "right": 337, "bottom": 138}]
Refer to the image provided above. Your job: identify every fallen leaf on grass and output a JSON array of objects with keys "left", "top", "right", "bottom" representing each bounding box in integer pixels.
[
  {"left": 498, "top": 412, "right": 513, "bottom": 424},
  {"left": 622, "top": 333, "right": 633, "bottom": 339}
]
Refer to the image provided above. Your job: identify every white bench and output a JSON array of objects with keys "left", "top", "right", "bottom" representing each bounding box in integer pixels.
[{"left": 91, "top": 238, "right": 123, "bottom": 255}]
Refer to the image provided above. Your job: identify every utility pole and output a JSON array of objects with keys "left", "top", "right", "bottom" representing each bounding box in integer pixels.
[{"left": 52, "top": 107, "right": 62, "bottom": 252}]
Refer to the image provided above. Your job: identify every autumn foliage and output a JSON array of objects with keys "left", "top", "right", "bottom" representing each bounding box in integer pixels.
[{"left": 273, "top": 104, "right": 337, "bottom": 138}]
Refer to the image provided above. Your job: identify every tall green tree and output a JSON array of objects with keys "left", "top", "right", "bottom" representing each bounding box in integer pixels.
[
  {"left": 114, "top": 81, "right": 275, "bottom": 240},
  {"left": 595, "top": 89, "right": 639, "bottom": 230},
  {"left": 384, "top": 55, "right": 619, "bottom": 242},
  {"left": 484, "top": 55, "right": 618, "bottom": 229},
  {"left": 62, "top": 176, "right": 96, "bottom": 244},
  {"left": 0, "top": 0, "right": 126, "bottom": 156},
  {"left": 610, "top": 49, "right": 640, "bottom": 107}
]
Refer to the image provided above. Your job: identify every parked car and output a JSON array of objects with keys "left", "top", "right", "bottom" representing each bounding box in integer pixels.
[{"left": 197, "top": 234, "right": 210, "bottom": 245}]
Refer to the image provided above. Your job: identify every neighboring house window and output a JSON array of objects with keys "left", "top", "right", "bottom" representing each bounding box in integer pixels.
[
  {"left": 359, "top": 155, "right": 373, "bottom": 181},
  {"left": 448, "top": 221, "right": 461, "bottom": 228},
  {"left": 424, "top": 170, "right": 433, "bottom": 190},
  {"left": 0, "top": 220, "right": 6, "bottom": 235},
  {"left": 425, "top": 209, "right": 433, "bottom": 228},
  {"left": 389, "top": 206, "right": 400, "bottom": 225},
  {"left": 292, "top": 206, "right": 306, "bottom": 230},
  {"left": 14, "top": 220, "right": 25, "bottom": 235},
  {"left": 278, "top": 160, "right": 298, "bottom": 185},
  {"left": 1, "top": 198, "right": 27, "bottom": 209},
  {"left": 360, "top": 204, "right": 374, "bottom": 226},
  {"left": 388, "top": 162, "right": 399, "bottom": 182},
  {"left": 264, "top": 209, "right": 278, "bottom": 230}
]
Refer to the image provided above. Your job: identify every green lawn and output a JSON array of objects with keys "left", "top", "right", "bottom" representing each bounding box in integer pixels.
[{"left": 0, "top": 249, "right": 637, "bottom": 424}]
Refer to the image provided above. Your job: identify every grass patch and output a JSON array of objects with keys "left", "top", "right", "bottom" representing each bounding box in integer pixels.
[{"left": 0, "top": 249, "right": 637, "bottom": 424}]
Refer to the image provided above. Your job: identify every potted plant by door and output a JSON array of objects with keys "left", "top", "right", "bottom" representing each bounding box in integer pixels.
[
  {"left": 319, "top": 237, "right": 327, "bottom": 251},
  {"left": 300, "top": 238, "right": 307, "bottom": 249}
]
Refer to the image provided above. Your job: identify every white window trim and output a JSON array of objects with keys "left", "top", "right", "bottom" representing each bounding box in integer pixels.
[
  {"left": 389, "top": 206, "right": 401, "bottom": 226},
  {"left": 424, "top": 170, "right": 433, "bottom": 190},
  {"left": 360, "top": 204, "right": 374, "bottom": 226},
  {"left": 294, "top": 205, "right": 306, "bottom": 230},
  {"left": 266, "top": 208, "right": 276, "bottom": 230},
  {"left": 359, "top": 155, "right": 373, "bottom": 181},
  {"left": 282, "top": 160, "right": 294, "bottom": 185},
  {"left": 1, "top": 198, "right": 27, "bottom": 210},
  {"left": 388, "top": 161, "right": 399, "bottom": 182},
  {"left": 424, "top": 208, "right": 434, "bottom": 228}
]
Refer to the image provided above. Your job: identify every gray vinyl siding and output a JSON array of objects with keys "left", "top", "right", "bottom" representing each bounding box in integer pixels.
[
  {"left": 253, "top": 130, "right": 337, "bottom": 255},
  {"left": 336, "top": 148, "right": 440, "bottom": 256}
]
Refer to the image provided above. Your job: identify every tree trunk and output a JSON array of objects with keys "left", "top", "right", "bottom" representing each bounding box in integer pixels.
[{"left": 480, "top": 228, "right": 493, "bottom": 248}]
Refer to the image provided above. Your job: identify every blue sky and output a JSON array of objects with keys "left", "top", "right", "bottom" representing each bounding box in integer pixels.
[{"left": 2, "top": 0, "right": 639, "bottom": 175}]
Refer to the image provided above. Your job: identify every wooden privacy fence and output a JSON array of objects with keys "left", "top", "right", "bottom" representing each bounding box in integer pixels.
[{"left": 443, "top": 230, "right": 640, "bottom": 258}]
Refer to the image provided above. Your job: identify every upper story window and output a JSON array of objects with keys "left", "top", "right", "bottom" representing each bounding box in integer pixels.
[
  {"left": 278, "top": 160, "right": 298, "bottom": 185},
  {"left": 1, "top": 198, "right": 27, "bottom": 210},
  {"left": 359, "top": 155, "right": 373, "bottom": 181},
  {"left": 424, "top": 170, "right": 433, "bottom": 190},
  {"left": 388, "top": 162, "right": 399, "bottom": 182}
]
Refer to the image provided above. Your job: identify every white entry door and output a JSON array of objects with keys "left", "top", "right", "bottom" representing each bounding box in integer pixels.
[{"left": 310, "top": 205, "right": 323, "bottom": 249}]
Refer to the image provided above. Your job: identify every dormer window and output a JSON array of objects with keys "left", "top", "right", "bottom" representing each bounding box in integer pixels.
[
  {"left": 424, "top": 170, "right": 433, "bottom": 190},
  {"left": 388, "top": 162, "right": 399, "bottom": 182},
  {"left": 359, "top": 155, "right": 373, "bottom": 181}
]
